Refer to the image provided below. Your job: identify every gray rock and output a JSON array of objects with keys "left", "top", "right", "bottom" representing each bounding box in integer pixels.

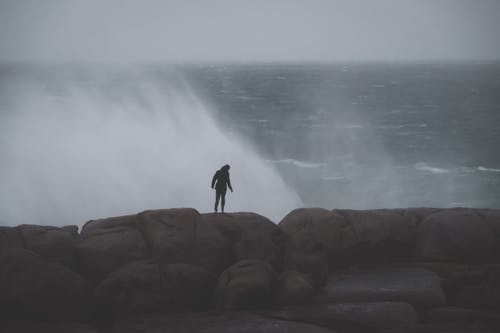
[
  {"left": 279, "top": 208, "right": 346, "bottom": 254},
  {"left": 278, "top": 270, "right": 315, "bottom": 305},
  {"left": 399, "top": 207, "right": 441, "bottom": 222},
  {"left": 215, "top": 259, "right": 279, "bottom": 310},
  {"left": 112, "top": 312, "right": 337, "bottom": 333},
  {"left": 161, "top": 262, "right": 217, "bottom": 310},
  {"left": 93, "top": 260, "right": 169, "bottom": 314},
  {"left": 202, "top": 212, "right": 284, "bottom": 269},
  {"left": 138, "top": 209, "right": 231, "bottom": 274},
  {"left": 280, "top": 208, "right": 419, "bottom": 267},
  {"left": 19, "top": 224, "right": 77, "bottom": 269},
  {"left": 455, "top": 266, "right": 500, "bottom": 308},
  {"left": 424, "top": 307, "right": 500, "bottom": 325},
  {"left": 281, "top": 226, "right": 328, "bottom": 289},
  {"left": 93, "top": 260, "right": 217, "bottom": 314},
  {"left": 78, "top": 214, "right": 149, "bottom": 282},
  {"left": 333, "top": 208, "right": 418, "bottom": 261},
  {"left": 0, "top": 226, "right": 23, "bottom": 250},
  {"left": 0, "top": 248, "right": 91, "bottom": 321},
  {"left": 1, "top": 322, "right": 99, "bottom": 333},
  {"left": 264, "top": 301, "right": 418, "bottom": 331},
  {"left": 315, "top": 267, "right": 446, "bottom": 309},
  {"left": 416, "top": 208, "right": 496, "bottom": 262}
]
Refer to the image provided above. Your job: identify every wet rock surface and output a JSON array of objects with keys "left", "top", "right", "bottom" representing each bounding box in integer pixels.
[
  {"left": 215, "top": 259, "right": 279, "bottom": 310},
  {"left": 111, "top": 312, "right": 337, "bottom": 333},
  {"left": 0, "top": 207, "right": 499, "bottom": 332},
  {"left": 263, "top": 301, "right": 418, "bottom": 331},
  {"left": 78, "top": 214, "right": 149, "bottom": 283},
  {"left": 314, "top": 266, "right": 446, "bottom": 309}
]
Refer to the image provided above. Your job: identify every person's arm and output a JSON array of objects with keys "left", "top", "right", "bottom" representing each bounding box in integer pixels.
[
  {"left": 227, "top": 175, "right": 233, "bottom": 192},
  {"left": 211, "top": 171, "right": 218, "bottom": 189}
]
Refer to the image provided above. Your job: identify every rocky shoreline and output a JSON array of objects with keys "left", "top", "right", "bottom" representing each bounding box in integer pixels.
[{"left": 1, "top": 207, "right": 500, "bottom": 332}]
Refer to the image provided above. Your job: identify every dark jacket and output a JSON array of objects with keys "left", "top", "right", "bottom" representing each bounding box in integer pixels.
[{"left": 211, "top": 165, "right": 233, "bottom": 192}]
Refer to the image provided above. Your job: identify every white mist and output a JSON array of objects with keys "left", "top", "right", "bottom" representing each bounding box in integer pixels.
[{"left": 0, "top": 66, "right": 301, "bottom": 226}]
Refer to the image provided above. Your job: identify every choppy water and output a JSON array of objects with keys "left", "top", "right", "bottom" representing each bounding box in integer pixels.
[
  {"left": 1, "top": 62, "right": 499, "bottom": 225},
  {"left": 186, "top": 62, "right": 500, "bottom": 209}
]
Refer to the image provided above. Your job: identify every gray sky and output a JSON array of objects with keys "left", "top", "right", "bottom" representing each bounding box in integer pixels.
[{"left": 1, "top": 0, "right": 500, "bottom": 62}]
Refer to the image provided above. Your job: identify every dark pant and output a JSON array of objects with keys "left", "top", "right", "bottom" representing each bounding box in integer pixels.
[{"left": 215, "top": 188, "right": 227, "bottom": 212}]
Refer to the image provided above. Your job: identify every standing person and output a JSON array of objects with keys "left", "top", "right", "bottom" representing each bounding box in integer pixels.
[{"left": 211, "top": 164, "right": 233, "bottom": 212}]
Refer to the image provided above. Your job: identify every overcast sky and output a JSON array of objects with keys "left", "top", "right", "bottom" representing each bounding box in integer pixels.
[{"left": 1, "top": 0, "right": 499, "bottom": 62}]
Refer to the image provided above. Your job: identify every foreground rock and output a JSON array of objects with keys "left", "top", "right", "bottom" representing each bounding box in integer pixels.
[
  {"left": 19, "top": 224, "right": 78, "bottom": 269},
  {"left": 419, "top": 306, "right": 500, "bottom": 333},
  {"left": 112, "top": 312, "right": 337, "bottom": 333},
  {"left": 202, "top": 212, "right": 284, "bottom": 269},
  {"left": 263, "top": 301, "right": 418, "bottom": 331},
  {"left": 0, "top": 224, "right": 78, "bottom": 270},
  {"left": 454, "top": 266, "right": 500, "bottom": 308},
  {"left": 334, "top": 208, "right": 419, "bottom": 261},
  {"left": 315, "top": 267, "right": 446, "bottom": 309},
  {"left": 279, "top": 208, "right": 419, "bottom": 269},
  {"left": 78, "top": 214, "right": 149, "bottom": 283},
  {"left": 1, "top": 322, "right": 99, "bottom": 333},
  {"left": 93, "top": 260, "right": 216, "bottom": 315},
  {"left": 2, "top": 207, "right": 500, "bottom": 330},
  {"left": 215, "top": 259, "right": 279, "bottom": 310},
  {"left": 0, "top": 226, "right": 24, "bottom": 249},
  {"left": 424, "top": 307, "right": 500, "bottom": 325},
  {"left": 416, "top": 208, "right": 497, "bottom": 262},
  {"left": 0, "top": 248, "right": 91, "bottom": 322},
  {"left": 278, "top": 270, "right": 315, "bottom": 305},
  {"left": 139, "top": 209, "right": 231, "bottom": 274}
]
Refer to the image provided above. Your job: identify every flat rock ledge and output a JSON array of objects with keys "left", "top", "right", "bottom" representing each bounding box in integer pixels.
[{"left": 1, "top": 207, "right": 500, "bottom": 332}]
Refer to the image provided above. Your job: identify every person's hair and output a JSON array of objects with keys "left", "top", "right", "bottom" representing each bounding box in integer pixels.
[{"left": 221, "top": 164, "right": 230, "bottom": 171}]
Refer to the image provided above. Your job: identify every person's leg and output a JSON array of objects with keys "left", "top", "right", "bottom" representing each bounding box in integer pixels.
[
  {"left": 215, "top": 190, "right": 220, "bottom": 212},
  {"left": 221, "top": 191, "right": 226, "bottom": 212}
]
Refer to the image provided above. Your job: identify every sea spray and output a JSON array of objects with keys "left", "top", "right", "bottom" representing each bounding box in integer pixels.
[{"left": 0, "top": 66, "right": 301, "bottom": 226}]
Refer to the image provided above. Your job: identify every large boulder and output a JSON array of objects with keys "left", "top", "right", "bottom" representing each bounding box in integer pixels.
[
  {"left": 282, "top": 233, "right": 328, "bottom": 290},
  {"left": 0, "top": 248, "right": 91, "bottom": 322},
  {"left": 479, "top": 209, "right": 500, "bottom": 256},
  {"left": 278, "top": 270, "right": 315, "bottom": 305},
  {"left": 424, "top": 307, "right": 500, "bottom": 326},
  {"left": 138, "top": 209, "right": 231, "bottom": 274},
  {"left": 1, "top": 323, "right": 99, "bottom": 333},
  {"left": 19, "top": 224, "right": 77, "bottom": 269},
  {"left": 0, "top": 226, "right": 24, "bottom": 250},
  {"left": 78, "top": 214, "right": 149, "bottom": 283},
  {"left": 416, "top": 208, "right": 497, "bottom": 262},
  {"left": 93, "top": 260, "right": 217, "bottom": 315},
  {"left": 264, "top": 301, "right": 418, "bottom": 331},
  {"left": 314, "top": 267, "right": 446, "bottom": 309},
  {"left": 398, "top": 207, "right": 441, "bottom": 222},
  {"left": 93, "top": 260, "right": 169, "bottom": 314},
  {"left": 333, "top": 208, "right": 418, "bottom": 261},
  {"left": 279, "top": 208, "right": 346, "bottom": 254},
  {"left": 215, "top": 259, "right": 279, "bottom": 310},
  {"left": 161, "top": 263, "right": 218, "bottom": 310},
  {"left": 112, "top": 312, "right": 335, "bottom": 333},
  {"left": 455, "top": 266, "right": 500, "bottom": 308},
  {"left": 279, "top": 208, "right": 418, "bottom": 267},
  {"left": 202, "top": 212, "right": 284, "bottom": 269},
  {"left": 279, "top": 208, "right": 340, "bottom": 287}
]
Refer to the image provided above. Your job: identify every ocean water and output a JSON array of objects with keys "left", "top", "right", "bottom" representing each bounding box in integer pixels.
[
  {"left": 186, "top": 63, "right": 500, "bottom": 209},
  {"left": 0, "top": 63, "right": 499, "bottom": 225}
]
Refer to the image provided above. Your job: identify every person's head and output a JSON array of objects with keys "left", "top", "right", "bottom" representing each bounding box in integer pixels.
[{"left": 221, "top": 164, "right": 230, "bottom": 172}]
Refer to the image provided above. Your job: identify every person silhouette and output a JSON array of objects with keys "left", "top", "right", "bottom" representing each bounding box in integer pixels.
[{"left": 211, "top": 164, "right": 233, "bottom": 213}]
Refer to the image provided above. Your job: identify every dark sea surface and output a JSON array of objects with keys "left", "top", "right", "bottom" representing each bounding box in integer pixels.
[
  {"left": 185, "top": 63, "right": 500, "bottom": 209},
  {"left": 1, "top": 62, "right": 499, "bottom": 225}
]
